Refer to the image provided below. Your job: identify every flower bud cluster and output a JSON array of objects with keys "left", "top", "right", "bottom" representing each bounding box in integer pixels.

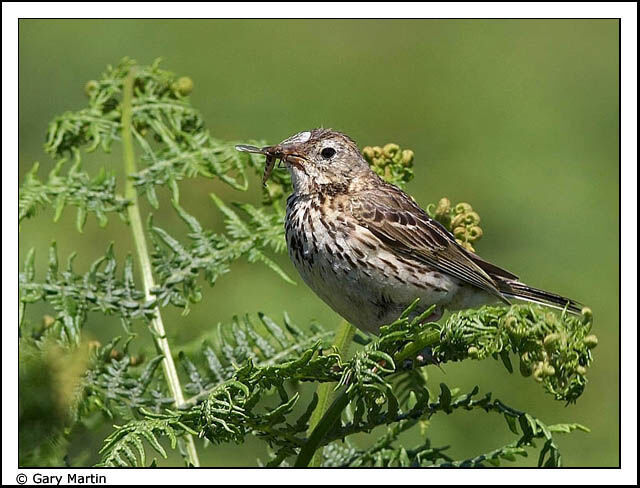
[
  {"left": 432, "top": 198, "right": 483, "bottom": 252},
  {"left": 362, "top": 143, "right": 414, "bottom": 188},
  {"left": 435, "top": 304, "right": 596, "bottom": 403}
]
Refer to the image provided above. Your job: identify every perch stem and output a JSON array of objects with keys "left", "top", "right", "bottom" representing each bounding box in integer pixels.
[
  {"left": 305, "top": 320, "right": 356, "bottom": 467},
  {"left": 295, "top": 326, "right": 441, "bottom": 467}
]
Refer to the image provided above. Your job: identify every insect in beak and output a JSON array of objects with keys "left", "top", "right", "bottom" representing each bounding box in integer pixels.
[
  {"left": 235, "top": 144, "right": 278, "bottom": 185},
  {"left": 235, "top": 143, "right": 305, "bottom": 185}
]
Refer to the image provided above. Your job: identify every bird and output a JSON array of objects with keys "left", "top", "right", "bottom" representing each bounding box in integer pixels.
[{"left": 236, "top": 128, "right": 581, "bottom": 335}]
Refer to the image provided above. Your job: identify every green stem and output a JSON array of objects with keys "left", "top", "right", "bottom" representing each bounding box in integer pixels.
[
  {"left": 295, "top": 390, "right": 350, "bottom": 467},
  {"left": 305, "top": 320, "right": 355, "bottom": 467},
  {"left": 121, "top": 69, "right": 200, "bottom": 467},
  {"left": 19, "top": 301, "right": 26, "bottom": 331},
  {"left": 295, "top": 326, "right": 441, "bottom": 467}
]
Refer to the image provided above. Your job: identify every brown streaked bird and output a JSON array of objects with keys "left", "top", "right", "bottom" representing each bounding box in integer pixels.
[{"left": 236, "top": 129, "right": 580, "bottom": 335}]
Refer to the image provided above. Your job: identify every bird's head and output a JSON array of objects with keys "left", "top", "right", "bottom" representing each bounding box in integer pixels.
[{"left": 236, "top": 128, "right": 374, "bottom": 194}]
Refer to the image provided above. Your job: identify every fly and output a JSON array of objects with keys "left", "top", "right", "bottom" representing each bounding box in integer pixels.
[{"left": 235, "top": 144, "right": 279, "bottom": 185}]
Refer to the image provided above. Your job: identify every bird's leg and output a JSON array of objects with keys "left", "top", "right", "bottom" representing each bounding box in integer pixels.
[
  {"left": 371, "top": 306, "right": 445, "bottom": 373},
  {"left": 423, "top": 305, "right": 444, "bottom": 323},
  {"left": 401, "top": 306, "right": 444, "bottom": 370}
]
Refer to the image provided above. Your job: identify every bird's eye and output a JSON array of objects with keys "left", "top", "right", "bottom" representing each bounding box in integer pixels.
[{"left": 321, "top": 147, "right": 336, "bottom": 159}]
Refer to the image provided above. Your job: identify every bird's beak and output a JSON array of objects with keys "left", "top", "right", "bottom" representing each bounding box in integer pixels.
[
  {"left": 234, "top": 144, "right": 268, "bottom": 155},
  {"left": 235, "top": 143, "right": 307, "bottom": 170},
  {"left": 236, "top": 144, "right": 305, "bottom": 164},
  {"left": 235, "top": 143, "right": 306, "bottom": 185}
]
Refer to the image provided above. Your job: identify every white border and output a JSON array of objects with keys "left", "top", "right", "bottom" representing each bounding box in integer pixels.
[
  {"left": 0, "top": 2, "right": 637, "bottom": 19},
  {"left": 3, "top": 2, "right": 637, "bottom": 486}
]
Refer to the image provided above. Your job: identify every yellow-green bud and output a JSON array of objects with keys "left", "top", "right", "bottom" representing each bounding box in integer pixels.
[
  {"left": 576, "top": 365, "right": 588, "bottom": 375},
  {"left": 401, "top": 149, "right": 414, "bottom": 166},
  {"left": 467, "top": 225, "right": 483, "bottom": 241},
  {"left": 450, "top": 213, "right": 467, "bottom": 229},
  {"left": 435, "top": 198, "right": 451, "bottom": 214},
  {"left": 461, "top": 241, "right": 475, "bottom": 252},
  {"left": 503, "top": 316, "right": 518, "bottom": 331},
  {"left": 368, "top": 145, "right": 385, "bottom": 167},
  {"left": 173, "top": 76, "right": 194, "bottom": 96},
  {"left": 544, "top": 312, "right": 560, "bottom": 327},
  {"left": 84, "top": 80, "right": 99, "bottom": 97},
  {"left": 453, "top": 226, "right": 467, "bottom": 239},
  {"left": 533, "top": 362, "right": 545, "bottom": 382},
  {"left": 362, "top": 146, "right": 375, "bottom": 163},
  {"left": 454, "top": 203, "right": 472, "bottom": 215},
  {"left": 464, "top": 211, "right": 481, "bottom": 226},
  {"left": 583, "top": 335, "right": 598, "bottom": 349},
  {"left": 383, "top": 143, "right": 400, "bottom": 159},
  {"left": 129, "top": 354, "right": 144, "bottom": 366},
  {"left": 581, "top": 307, "right": 593, "bottom": 323},
  {"left": 43, "top": 314, "right": 56, "bottom": 328},
  {"left": 467, "top": 346, "right": 480, "bottom": 359},
  {"left": 543, "top": 333, "right": 561, "bottom": 351},
  {"left": 543, "top": 364, "right": 556, "bottom": 377}
]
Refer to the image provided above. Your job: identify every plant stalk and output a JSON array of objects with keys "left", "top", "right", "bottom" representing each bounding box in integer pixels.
[
  {"left": 295, "top": 326, "right": 441, "bottom": 467},
  {"left": 121, "top": 69, "right": 200, "bottom": 467},
  {"left": 305, "top": 320, "right": 355, "bottom": 467}
]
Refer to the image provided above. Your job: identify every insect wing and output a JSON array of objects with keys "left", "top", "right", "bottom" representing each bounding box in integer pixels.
[
  {"left": 262, "top": 154, "right": 276, "bottom": 185},
  {"left": 235, "top": 144, "right": 264, "bottom": 154}
]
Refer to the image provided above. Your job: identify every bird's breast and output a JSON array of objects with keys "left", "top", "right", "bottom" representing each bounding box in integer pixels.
[{"left": 284, "top": 194, "right": 461, "bottom": 333}]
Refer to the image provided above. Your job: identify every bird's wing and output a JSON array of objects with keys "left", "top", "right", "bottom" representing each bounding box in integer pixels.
[{"left": 350, "top": 183, "right": 510, "bottom": 303}]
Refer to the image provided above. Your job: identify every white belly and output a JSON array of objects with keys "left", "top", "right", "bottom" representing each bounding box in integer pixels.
[
  {"left": 285, "top": 196, "right": 497, "bottom": 334},
  {"left": 286, "top": 216, "right": 483, "bottom": 334}
]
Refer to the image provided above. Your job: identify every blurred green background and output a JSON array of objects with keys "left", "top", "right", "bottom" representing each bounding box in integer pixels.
[{"left": 18, "top": 19, "right": 619, "bottom": 467}]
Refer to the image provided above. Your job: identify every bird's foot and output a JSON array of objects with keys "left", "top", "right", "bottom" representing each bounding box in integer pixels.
[{"left": 400, "top": 346, "right": 441, "bottom": 370}]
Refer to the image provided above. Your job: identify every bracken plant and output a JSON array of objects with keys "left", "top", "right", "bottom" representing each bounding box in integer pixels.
[{"left": 19, "top": 58, "right": 595, "bottom": 468}]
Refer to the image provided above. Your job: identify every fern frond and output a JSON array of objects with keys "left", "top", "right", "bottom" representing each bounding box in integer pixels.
[
  {"left": 19, "top": 243, "right": 155, "bottom": 344},
  {"left": 76, "top": 337, "right": 172, "bottom": 422},
  {"left": 19, "top": 157, "right": 129, "bottom": 231},
  {"left": 19, "top": 57, "right": 597, "bottom": 469},
  {"left": 148, "top": 198, "right": 293, "bottom": 311},
  {"left": 43, "top": 58, "right": 265, "bottom": 207},
  {"left": 97, "top": 409, "right": 196, "bottom": 467},
  {"left": 321, "top": 384, "right": 586, "bottom": 467},
  {"left": 337, "top": 296, "right": 594, "bottom": 404},
  {"left": 434, "top": 304, "right": 595, "bottom": 403},
  {"left": 362, "top": 143, "right": 415, "bottom": 189},
  {"left": 180, "top": 313, "right": 336, "bottom": 407}
]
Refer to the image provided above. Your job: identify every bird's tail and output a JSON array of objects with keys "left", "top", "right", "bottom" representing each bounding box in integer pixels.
[{"left": 495, "top": 278, "right": 583, "bottom": 314}]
